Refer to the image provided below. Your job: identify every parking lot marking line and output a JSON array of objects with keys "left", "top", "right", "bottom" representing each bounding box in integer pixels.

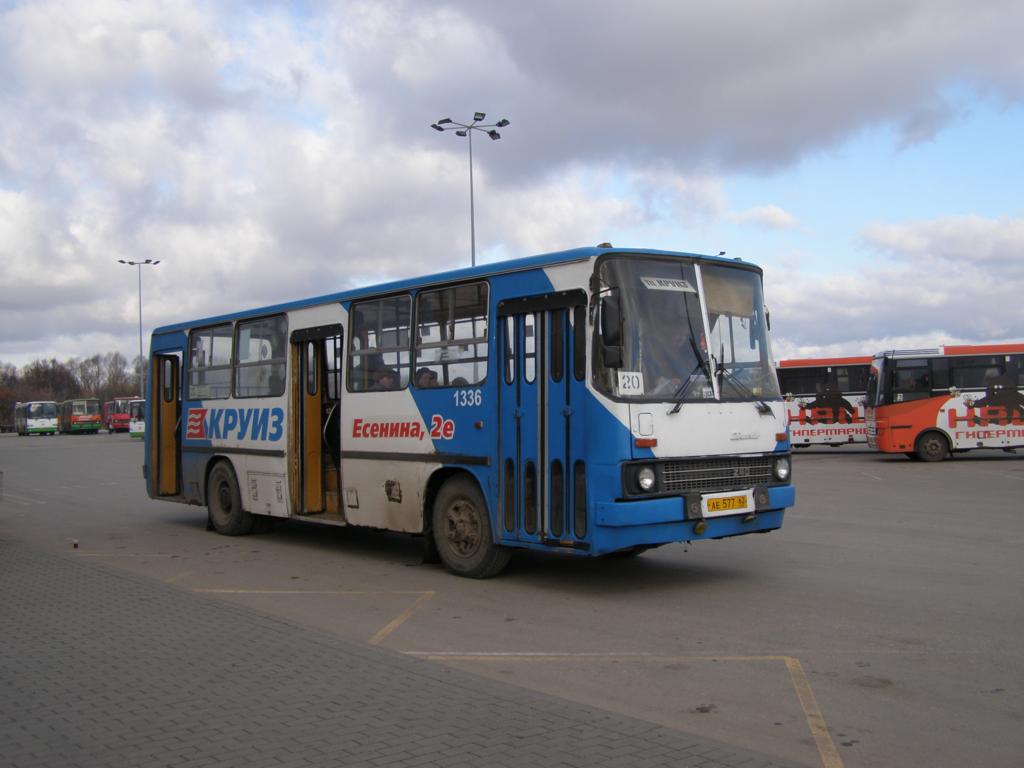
[
  {"left": 185, "top": 588, "right": 435, "bottom": 646},
  {"left": 784, "top": 656, "right": 844, "bottom": 768},
  {"left": 192, "top": 589, "right": 430, "bottom": 595},
  {"left": 860, "top": 471, "right": 883, "bottom": 481},
  {"left": 408, "top": 652, "right": 843, "bottom": 768},
  {"left": 368, "top": 591, "right": 435, "bottom": 646},
  {"left": 164, "top": 570, "right": 194, "bottom": 584},
  {"left": 0, "top": 492, "right": 45, "bottom": 506},
  {"left": 978, "top": 470, "right": 1023, "bottom": 481},
  {"left": 415, "top": 653, "right": 803, "bottom": 668},
  {"left": 77, "top": 552, "right": 179, "bottom": 558}
]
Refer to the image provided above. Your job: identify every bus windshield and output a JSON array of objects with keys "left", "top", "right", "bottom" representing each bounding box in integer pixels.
[
  {"left": 703, "top": 264, "right": 779, "bottom": 400},
  {"left": 594, "top": 256, "right": 780, "bottom": 401},
  {"left": 866, "top": 358, "right": 883, "bottom": 406}
]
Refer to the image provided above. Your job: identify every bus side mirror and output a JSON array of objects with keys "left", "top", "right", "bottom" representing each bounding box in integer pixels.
[{"left": 599, "top": 295, "right": 623, "bottom": 368}]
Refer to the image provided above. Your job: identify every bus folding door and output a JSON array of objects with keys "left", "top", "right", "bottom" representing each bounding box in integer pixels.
[
  {"left": 291, "top": 326, "right": 344, "bottom": 517},
  {"left": 498, "top": 291, "right": 588, "bottom": 547},
  {"left": 151, "top": 354, "right": 181, "bottom": 496}
]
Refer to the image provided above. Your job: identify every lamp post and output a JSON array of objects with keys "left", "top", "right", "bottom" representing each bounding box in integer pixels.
[
  {"left": 117, "top": 258, "right": 160, "bottom": 395},
  {"left": 430, "top": 112, "right": 510, "bottom": 267}
]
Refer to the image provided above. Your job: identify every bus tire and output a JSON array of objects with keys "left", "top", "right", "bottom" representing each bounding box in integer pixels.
[
  {"left": 915, "top": 432, "right": 949, "bottom": 462},
  {"left": 207, "top": 461, "right": 254, "bottom": 536},
  {"left": 432, "top": 477, "right": 510, "bottom": 578}
]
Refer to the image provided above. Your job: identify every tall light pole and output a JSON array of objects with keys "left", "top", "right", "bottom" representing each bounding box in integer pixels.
[
  {"left": 118, "top": 258, "right": 160, "bottom": 395},
  {"left": 431, "top": 112, "right": 510, "bottom": 267}
]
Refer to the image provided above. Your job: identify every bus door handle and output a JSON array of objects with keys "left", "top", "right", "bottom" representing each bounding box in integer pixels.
[
  {"left": 562, "top": 406, "right": 574, "bottom": 417},
  {"left": 514, "top": 407, "right": 522, "bottom": 419}
]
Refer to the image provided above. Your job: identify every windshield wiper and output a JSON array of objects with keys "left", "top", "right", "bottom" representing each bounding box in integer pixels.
[
  {"left": 714, "top": 357, "right": 775, "bottom": 416},
  {"left": 667, "top": 355, "right": 712, "bottom": 414}
]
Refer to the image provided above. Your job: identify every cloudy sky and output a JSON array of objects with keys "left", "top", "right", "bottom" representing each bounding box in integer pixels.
[{"left": 2, "top": 0, "right": 1023, "bottom": 370}]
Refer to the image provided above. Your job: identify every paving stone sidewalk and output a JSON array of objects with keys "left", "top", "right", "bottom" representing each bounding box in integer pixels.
[{"left": 0, "top": 538, "right": 806, "bottom": 768}]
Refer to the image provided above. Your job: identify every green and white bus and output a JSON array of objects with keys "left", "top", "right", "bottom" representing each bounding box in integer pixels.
[{"left": 14, "top": 401, "right": 59, "bottom": 436}]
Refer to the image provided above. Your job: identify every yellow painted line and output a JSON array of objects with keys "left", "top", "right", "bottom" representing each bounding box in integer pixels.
[
  {"left": 0, "top": 492, "right": 45, "bottom": 505},
  {"left": 193, "top": 589, "right": 429, "bottom": 595},
  {"left": 784, "top": 656, "right": 844, "bottom": 768},
  {"left": 369, "top": 591, "right": 434, "bottom": 646},
  {"left": 77, "top": 552, "right": 179, "bottom": 558},
  {"left": 408, "top": 652, "right": 843, "bottom": 768},
  {"left": 163, "top": 570, "right": 195, "bottom": 584},
  {"left": 187, "top": 588, "right": 435, "bottom": 647},
  {"left": 412, "top": 652, "right": 790, "bottom": 662}
]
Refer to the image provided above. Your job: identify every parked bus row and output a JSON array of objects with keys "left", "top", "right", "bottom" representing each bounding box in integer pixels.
[
  {"left": 778, "top": 344, "right": 1024, "bottom": 461},
  {"left": 143, "top": 245, "right": 795, "bottom": 578},
  {"left": 13, "top": 397, "right": 145, "bottom": 437}
]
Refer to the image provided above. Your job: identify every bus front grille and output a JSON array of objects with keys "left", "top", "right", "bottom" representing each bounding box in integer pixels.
[{"left": 661, "top": 456, "right": 775, "bottom": 493}]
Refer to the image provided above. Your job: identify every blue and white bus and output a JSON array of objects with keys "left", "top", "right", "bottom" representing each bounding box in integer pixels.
[{"left": 144, "top": 246, "right": 794, "bottom": 577}]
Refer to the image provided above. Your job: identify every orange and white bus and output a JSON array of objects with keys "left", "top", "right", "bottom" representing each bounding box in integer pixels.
[
  {"left": 865, "top": 344, "right": 1024, "bottom": 461},
  {"left": 777, "top": 357, "right": 871, "bottom": 447}
]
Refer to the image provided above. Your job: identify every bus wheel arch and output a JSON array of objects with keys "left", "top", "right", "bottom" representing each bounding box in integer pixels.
[
  {"left": 431, "top": 473, "right": 510, "bottom": 578},
  {"left": 915, "top": 430, "right": 950, "bottom": 462},
  {"left": 206, "top": 458, "right": 255, "bottom": 536}
]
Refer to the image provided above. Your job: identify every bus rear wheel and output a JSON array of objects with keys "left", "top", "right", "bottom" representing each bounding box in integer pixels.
[
  {"left": 207, "top": 461, "right": 254, "bottom": 536},
  {"left": 433, "top": 477, "right": 510, "bottom": 578},
  {"left": 915, "top": 432, "right": 949, "bottom": 462}
]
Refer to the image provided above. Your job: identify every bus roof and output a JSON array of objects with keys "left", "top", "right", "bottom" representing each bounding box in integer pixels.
[
  {"left": 874, "top": 343, "right": 1024, "bottom": 359},
  {"left": 778, "top": 356, "right": 872, "bottom": 368},
  {"left": 152, "top": 245, "right": 757, "bottom": 335}
]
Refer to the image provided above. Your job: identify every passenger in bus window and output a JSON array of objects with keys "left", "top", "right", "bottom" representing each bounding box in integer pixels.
[
  {"left": 415, "top": 367, "right": 439, "bottom": 388},
  {"left": 370, "top": 367, "right": 398, "bottom": 391},
  {"left": 452, "top": 377, "right": 469, "bottom": 387}
]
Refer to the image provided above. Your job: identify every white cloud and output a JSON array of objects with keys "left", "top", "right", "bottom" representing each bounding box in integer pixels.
[
  {"left": 768, "top": 215, "right": 1024, "bottom": 356},
  {"left": 730, "top": 205, "right": 798, "bottom": 230}
]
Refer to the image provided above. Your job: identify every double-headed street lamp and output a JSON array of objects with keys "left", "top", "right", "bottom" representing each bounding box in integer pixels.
[
  {"left": 431, "top": 112, "right": 510, "bottom": 267},
  {"left": 117, "top": 258, "right": 160, "bottom": 394}
]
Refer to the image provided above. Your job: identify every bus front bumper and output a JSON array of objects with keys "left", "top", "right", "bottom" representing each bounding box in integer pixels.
[{"left": 595, "top": 485, "right": 795, "bottom": 530}]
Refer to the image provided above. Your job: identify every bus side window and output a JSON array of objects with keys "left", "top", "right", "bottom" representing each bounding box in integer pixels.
[
  {"left": 504, "top": 315, "right": 516, "bottom": 384},
  {"left": 348, "top": 295, "right": 411, "bottom": 392},
  {"left": 189, "top": 323, "right": 233, "bottom": 400},
  {"left": 893, "top": 359, "right": 931, "bottom": 401},
  {"left": 234, "top": 315, "right": 287, "bottom": 398},
  {"left": 415, "top": 282, "right": 488, "bottom": 387},
  {"left": 950, "top": 355, "right": 1003, "bottom": 390}
]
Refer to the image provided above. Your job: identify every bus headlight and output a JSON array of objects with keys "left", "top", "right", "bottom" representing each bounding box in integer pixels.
[
  {"left": 637, "top": 466, "right": 657, "bottom": 492},
  {"left": 773, "top": 456, "right": 791, "bottom": 481}
]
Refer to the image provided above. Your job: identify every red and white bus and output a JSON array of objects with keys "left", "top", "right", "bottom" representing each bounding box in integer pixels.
[
  {"left": 777, "top": 357, "right": 871, "bottom": 447},
  {"left": 102, "top": 397, "right": 138, "bottom": 433},
  {"left": 866, "top": 344, "right": 1024, "bottom": 461}
]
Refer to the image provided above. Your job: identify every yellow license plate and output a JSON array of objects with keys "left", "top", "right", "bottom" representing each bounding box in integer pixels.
[{"left": 706, "top": 495, "right": 748, "bottom": 514}]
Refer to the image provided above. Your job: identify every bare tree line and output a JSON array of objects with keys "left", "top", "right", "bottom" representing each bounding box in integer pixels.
[{"left": 0, "top": 353, "right": 146, "bottom": 427}]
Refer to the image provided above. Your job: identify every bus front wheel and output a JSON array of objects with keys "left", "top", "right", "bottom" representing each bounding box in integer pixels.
[
  {"left": 433, "top": 477, "right": 510, "bottom": 578},
  {"left": 207, "top": 461, "right": 254, "bottom": 536},
  {"left": 915, "top": 432, "right": 949, "bottom": 462}
]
